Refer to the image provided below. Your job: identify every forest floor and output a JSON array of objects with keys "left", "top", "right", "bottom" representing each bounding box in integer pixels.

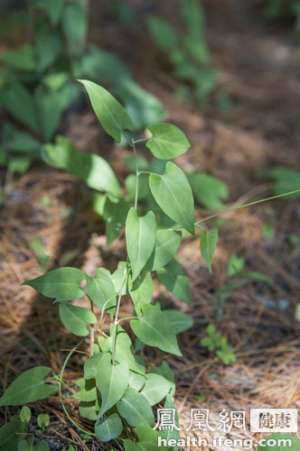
[{"left": 1, "top": 0, "right": 300, "bottom": 450}]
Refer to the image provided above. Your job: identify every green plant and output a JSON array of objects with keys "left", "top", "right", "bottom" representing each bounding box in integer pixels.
[
  {"left": 0, "top": 0, "right": 165, "bottom": 179},
  {"left": 0, "top": 81, "right": 201, "bottom": 449},
  {"left": 200, "top": 324, "right": 236, "bottom": 365},
  {"left": 37, "top": 413, "right": 50, "bottom": 430},
  {"left": 148, "top": 0, "right": 229, "bottom": 107},
  {"left": 0, "top": 382, "right": 55, "bottom": 451},
  {"left": 264, "top": 0, "right": 300, "bottom": 30}
]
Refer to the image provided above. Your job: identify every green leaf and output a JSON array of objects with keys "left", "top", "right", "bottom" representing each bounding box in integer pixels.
[
  {"left": 35, "top": 441, "right": 50, "bottom": 451},
  {"left": 118, "top": 79, "right": 165, "bottom": 131},
  {"left": 17, "top": 439, "right": 35, "bottom": 451},
  {"left": 8, "top": 157, "right": 31, "bottom": 174},
  {"left": 141, "top": 373, "right": 173, "bottom": 406},
  {"left": 152, "top": 362, "right": 175, "bottom": 383},
  {"left": 124, "top": 426, "right": 161, "bottom": 451},
  {"left": 148, "top": 17, "right": 177, "bottom": 51},
  {"left": 37, "top": 413, "right": 49, "bottom": 429},
  {"left": 149, "top": 162, "right": 194, "bottom": 234},
  {"left": 74, "top": 377, "right": 98, "bottom": 402},
  {"left": 62, "top": 1, "right": 87, "bottom": 54},
  {"left": 129, "top": 272, "right": 153, "bottom": 315},
  {"left": 117, "top": 387, "right": 155, "bottom": 427},
  {"left": 188, "top": 173, "right": 229, "bottom": 210},
  {"left": 35, "top": 26, "right": 62, "bottom": 72},
  {"left": 112, "top": 262, "right": 128, "bottom": 296},
  {"left": 0, "top": 367, "right": 57, "bottom": 406},
  {"left": 0, "top": 416, "right": 24, "bottom": 451},
  {"left": 102, "top": 197, "right": 129, "bottom": 244},
  {"left": 0, "top": 82, "right": 39, "bottom": 133},
  {"left": 43, "top": 136, "right": 121, "bottom": 196},
  {"left": 96, "top": 353, "right": 129, "bottom": 416},
  {"left": 270, "top": 167, "right": 300, "bottom": 197},
  {"left": 2, "top": 44, "right": 35, "bottom": 71},
  {"left": 258, "top": 433, "right": 300, "bottom": 450},
  {"left": 161, "top": 395, "right": 180, "bottom": 446},
  {"left": 164, "top": 310, "right": 193, "bottom": 333},
  {"left": 126, "top": 208, "right": 156, "bottom": 281},
  {"left": 129, "top": 372, "right": 146, "bottom": 391},
  {"left": 33, "top": 0, "right": 64, "bottom": 24},
  {"left": 95, "top": 413, "right": 123, "bottom": 442},
  {"left": 59, "top": 304, "right": 96, "bottom": 337},
  {"left": 130, "top": 303, "right": 182, "bottom": 356},
  {"left": 146, "top": 123, "right": 190, "bottom": 160},
  {"left": 35, "top": 83, "right": 78, "bottom": 141},
  {"left": 153, "top": 229, "right": 181, "bottom": 271},
  {"left": 5, "top": 127, "right": 40, "bottom": 157},
  {"left": 20, "top": 406, "right": 31, "bottom": 424},
  {"left": 25, "top": 267, "right": 86, "bottom": 302},
  {"left": 86, "top": 268, "right": 116, "bottom": 310},
  {"left": 79, "top": 402, "right": 99, "bottom": 421},
  {"left": 200, "top": 228, "right": 218, "bottom": 273},
  {"left": 157, "top": 259, "right": 192, "bottom": 305},
  {"left": 99, "top": 327, "right": 144, "bottom": 374},
  {"left": 227, "top": 255, "right": 244, "bottom": 277},
  {"left": 79, "top": 80, "right": 134, "bottom": 142},
  {"left": 242, "top": 271, "right": 272, "bottom": 285}
]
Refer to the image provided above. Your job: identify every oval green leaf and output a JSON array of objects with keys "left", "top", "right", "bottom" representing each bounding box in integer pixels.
[
  {"left": 0, "top": 367, "right": 57, "bottom": 407},
  {"left": 79, "top": 80, "right": 134, "bottom": 142},
  {"left": 86, "top": 268, "right": 116, "bottom": 310},
  {"left": 126, "top": 208, "right": 156, "bottom": 281},
  {"left": 157, "top": 259, "right": 192, "bottom": 305},
  {"left": 152, "top": 229, "right": 181, "bottom": 271},
  {"left": 59, "top": 304, "right": 96, "bottom": 337},
  {"left": 116, "top": 387, "right": 155, "bottom": 427},
  {"left": 146, "top": 123, "right": 190, "bottom": 160},
  {"left": 25, "top": 267, "right": 86, "bottom": 302},
  {"left": 141, "top": 374, "right": 173, "bottom": 406},
  {"left": 130, "top": 303, "right": 182, "bottom": 356},
  {"left": 96, "top": 353, "right": 129, "bottom": 417},
  {"left": 149, "top": 162, "right": 194, "bottom": 234},
  {"left": 95, "top": 413, "right": 123, "bottom": 442}
]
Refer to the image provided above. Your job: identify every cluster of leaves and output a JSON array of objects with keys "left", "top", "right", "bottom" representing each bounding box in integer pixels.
[
  {"left": 0, "top": 368, "right": 59, "bottom": 451},
  {"left": 0, "top": 81, "right": 202, "bottom": 449},
  {"left": 148, "top": 0, "right": 229, "bottom": 108},
  {"left": 0, "top": 0, "right": 164, "bottom": 177},
  {"left": 0, "top": 0, "right": 84, "bottom": 173},
  {"left": 200, "top": 324, "right": 236, "bottom": 365},
  {"left": 264, "top": 0, "right": 300, "bottom": 30}
]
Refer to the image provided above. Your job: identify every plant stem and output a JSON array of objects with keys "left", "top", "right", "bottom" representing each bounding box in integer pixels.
[
  {"left": 131, "top": 139, "right": 140, "bottom": 210},
  {"left": 194, "top": 188, "right": 300, "bottom": 227},
  {"left": 111, "top": 268, "right": 128, "bottom": 363},
  {"left": 89, "top": 299, "right": 95, "bottom": 357}
]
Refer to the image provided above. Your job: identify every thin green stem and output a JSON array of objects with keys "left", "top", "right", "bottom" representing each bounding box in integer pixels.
[
  {"left": 194, "top": 188, "right": 300, "bottom": 227},
  {"left": 131, "top": 139, "right": 140, "bottom": 210},
  {"left": 111, "top": 267, "right": 128, "bottom": 363},
  {"left": 132, "top": 137, "right": 148, "bottom": 144},
  {"left": 89, "top": 299, "right": 95, "bottom": 357},
  {"left": 58, "top": 342, "right": 94, "bottom": 437}
]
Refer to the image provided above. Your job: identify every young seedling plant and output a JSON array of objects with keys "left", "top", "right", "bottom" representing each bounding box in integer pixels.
[{"left": 0, "top": 80, "right": 206, "bottom": 450}]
